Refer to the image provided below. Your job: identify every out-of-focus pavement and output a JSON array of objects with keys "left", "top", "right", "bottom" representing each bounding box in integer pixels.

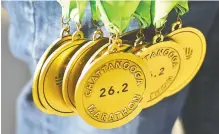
[{"left": 1, "top": 7, "right": 184, "bottom": 134}]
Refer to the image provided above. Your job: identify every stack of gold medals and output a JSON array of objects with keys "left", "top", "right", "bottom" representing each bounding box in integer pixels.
[{"left": 32, "top": 0, "right": 206, "bottom": 129}]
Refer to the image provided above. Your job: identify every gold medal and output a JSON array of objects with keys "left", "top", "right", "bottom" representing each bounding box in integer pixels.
[
  {"left": 75, "top": 37, "right": 150, "bottom": 128},
  {"left": 82, "top": 39, "right": 132, "bottom": 73},
  {"left": 135, "top": 41, "right": 183, "bottom": 108},
  {"left": 32, "top": 27, "right": 71, "bottom": 114},
  {"left": 38, "top": 31, "right": 88, "bottom": 116},
  {"left": 62, "top": 30, "right": 108, "bottom": 110},
  {"left": 165, "top": 26, "right": 206, "bottom": 97}
]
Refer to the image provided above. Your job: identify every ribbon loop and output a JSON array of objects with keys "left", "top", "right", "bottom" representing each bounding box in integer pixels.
[
  {"left": 133, "top": 1, "right": 152, "bottom": 29},
  {"left": 58, "top": 0, "right": 88, "bottom": 25},
  {"left": 96, "top": 0, "right": 140, "bottom": 34},
  {"left": 152, "top": 0, "right": 189, "bottom": 29},
  {"left": 58, "top": 0, "right": 189, "bottom": 33}
]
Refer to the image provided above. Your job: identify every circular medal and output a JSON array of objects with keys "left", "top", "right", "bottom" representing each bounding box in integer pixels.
[
  {"left": 62, "top": 30, "right": 109, "bottom": 110},
  {"left": 165, "top": 27, "right": 206, "bottom": 97},
  {"left": 38, "top": 31, "right": 88, "bottom": 116},
  {"left": 135, "top": 41, "right": 183, "bottom": 108},
  {"left": 75, "top": 40, "right": 150, "bottom": 128},
  {"left": 32, "top": 32, "right": 71, "bottom": 114},
  {"left": 82, "top": 40, "right": 132, "bottom": 74}
]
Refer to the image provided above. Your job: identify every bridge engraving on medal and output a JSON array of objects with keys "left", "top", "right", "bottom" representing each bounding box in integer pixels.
[
  {"left": 55, "top": 73, "right": 63, "bottom": 88},
  {"left": 184, "top": 47, "right": 193, "bottom": 60}
]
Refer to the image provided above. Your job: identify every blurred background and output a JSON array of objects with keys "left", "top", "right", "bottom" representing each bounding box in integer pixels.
[{"left": 1, "top": 8, "right": 30, "bottom": 134}]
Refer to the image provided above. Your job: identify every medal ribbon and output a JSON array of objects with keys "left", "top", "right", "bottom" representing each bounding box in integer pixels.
[
  {"left": 90, "top": 1, "right": 101, "bottom": 23},
  {"left": 151, "top": 0, "right": 189, "bottom": 28},
  {"left": 96, "top": 0, "right": 140, "bottom": 34},
  {"left": 58, "top": 0, "right": 189, "bottom": 32},
  {"left": 58, "top": 0, "right": 88, "bottom": 25},
  {"left": 133, "top": 1, "right": 152, "bottom": 29}
]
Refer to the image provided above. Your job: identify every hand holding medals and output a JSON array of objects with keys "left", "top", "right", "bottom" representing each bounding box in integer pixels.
[{"left": 32, "top": 0, "right": 206, "bottom": 129}]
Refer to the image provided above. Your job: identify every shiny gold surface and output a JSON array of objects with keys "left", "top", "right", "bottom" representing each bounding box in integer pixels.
[
  {"left": 165, "top": 27, "right": 206, "bottom": 97},
  {"left": 74, "top": 38, "right": 150, "bottom": 128},
  {"left": 152, "top": 34, "right": 164, "bottom": 44},
  {"left": 120, "top": 26, "right": 206, "bottom": 106},
  {"left": 82, "top": 40, "right": 132, "bottom": 74},
  {"left": 63, "top": 36, "right": 109, "bottom": 110},
  {"left": 135, "top": 41, "right": 183, "bottom": 108},
  {"left": 32, "top": 35, "right": 72, "bottom": 114},
  {"left": 75, "top": 52, "right": 149, "bottom": 128},
  {"left": 38, "top": 31, "right": 88, "bottom": 116}
]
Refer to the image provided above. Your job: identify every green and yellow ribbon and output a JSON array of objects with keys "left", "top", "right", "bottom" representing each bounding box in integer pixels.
[{"left": 58, "top": 0, "right": 189, "bottom": 33}]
